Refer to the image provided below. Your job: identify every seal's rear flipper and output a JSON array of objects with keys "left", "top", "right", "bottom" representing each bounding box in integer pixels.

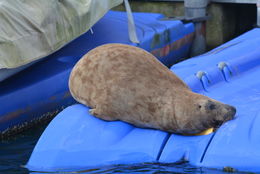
[{"left": 89, "top": 108, "right": 117, "bottom": 121}]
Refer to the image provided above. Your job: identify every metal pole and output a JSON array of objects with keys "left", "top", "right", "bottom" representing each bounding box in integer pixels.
[
  {"left": 257, "top": 0, "right": 260, "bottom": 27},
  {"left": 184, "top": 0, "right": 209, "bottom": 19},
  {"left": 184, "top": 0, "right": 209, "bottom": 56}
]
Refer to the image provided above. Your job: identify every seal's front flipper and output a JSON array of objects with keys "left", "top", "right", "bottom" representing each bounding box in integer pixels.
[
  {"left": 89, "top": 108, "right": 98, "bottom": 116},
  {"left": 184, "top": 127, "right": 214, "bottom": 136},
  {"left": 89, "top": 108, "right": 117, "bottom": 121}
]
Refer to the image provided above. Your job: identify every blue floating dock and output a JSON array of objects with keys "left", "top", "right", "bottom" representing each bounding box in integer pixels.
[
  {"left": 26, "top": 104, "right": 169, "bottom": 172},
  {"left": 27, "top": 28, "right": 260, "bottom": 173},
  {"left": 160, "top": 28, "right": 260, "bottom": 171},
  {"left": 0, "top": 11, "right": 194, "bottom": 134}
]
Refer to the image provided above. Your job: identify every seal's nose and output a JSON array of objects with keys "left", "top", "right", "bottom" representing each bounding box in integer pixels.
[{"left": 225, "top": 105, "right": 236, "bottom": 120}]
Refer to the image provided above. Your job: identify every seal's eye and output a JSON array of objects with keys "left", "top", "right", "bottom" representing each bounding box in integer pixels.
[
  {"left": 209, "top": 104, "right": 216, "bottom": 110},
  {"left": 198, "top": 105, "right": 202, "bottom": 109},
  {"left": 206, "top": 100, "right": 216, "bottom": 110}
]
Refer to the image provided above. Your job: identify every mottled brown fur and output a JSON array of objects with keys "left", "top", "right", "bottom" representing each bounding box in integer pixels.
[{"left": 69, "top": 44, "right": 236, "bottom": 134}]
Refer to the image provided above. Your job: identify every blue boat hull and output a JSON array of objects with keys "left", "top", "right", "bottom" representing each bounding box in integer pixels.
[
  {"left": 0, "top": 11, "right": 194, "bottom": 134},
  {"left": 27, "top": 28, "right": 260, "bottom": 173}
]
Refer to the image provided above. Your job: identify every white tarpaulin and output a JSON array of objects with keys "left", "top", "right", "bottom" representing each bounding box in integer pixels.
[{"left": 0, "top": 0, "right": 123, "bottom": 69}]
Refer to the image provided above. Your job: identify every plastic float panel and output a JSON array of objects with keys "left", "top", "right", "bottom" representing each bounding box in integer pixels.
[
  {"left": 0, "top": 11, "right": 194, "bottom": 133},
  {"left": 199, "top": 66, "right": 260, "bottom": 172},
  {"left": 160, "top": 28, "right": 260, "bottom": 172},
  {"left": 26, "top": 104, "right": 169, "bottom": 172}
]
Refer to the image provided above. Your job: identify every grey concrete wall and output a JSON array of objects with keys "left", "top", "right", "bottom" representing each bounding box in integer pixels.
[
  {"left": 113, "top": 1, "right": 184, "bottom": 17},
  {"left": 206, "top": 3, "right": 237, "bottom": 49}
]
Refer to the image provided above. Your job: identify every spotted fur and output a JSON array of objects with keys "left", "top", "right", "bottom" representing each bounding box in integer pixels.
[{"left": 69, "top": 44, "right": 236, "bottom": 134}]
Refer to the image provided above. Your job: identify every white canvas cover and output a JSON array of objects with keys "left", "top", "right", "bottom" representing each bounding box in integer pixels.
[{"left": 0, "top": 0, "right": 123, "bottom": 69}]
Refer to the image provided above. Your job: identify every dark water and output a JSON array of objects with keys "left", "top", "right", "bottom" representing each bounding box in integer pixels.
[
  {"left": 0, "top": 124, "right": 47, "bottom": 174},
  {"left": 0, "top": 124, "right": 246, "bottom": 174}
]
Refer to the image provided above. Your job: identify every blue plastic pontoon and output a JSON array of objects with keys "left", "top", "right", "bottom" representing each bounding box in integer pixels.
[
  {"left": 26, "top": 28, "right": 260, "bottom": 173},
  {"left": 0, "top": 11, "right": 194, "bottom": 134}
]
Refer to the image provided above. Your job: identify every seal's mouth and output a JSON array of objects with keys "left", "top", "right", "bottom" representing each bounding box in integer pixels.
[
  {"left": 225, "top": 105, "right": 236, "bottom": 121},
  {"left": 228, "top": 106, "right": 236, "bottom": 117},
  {"left": 212, "top": 120, "right": 225, "bottom": 128},
  {"left": 213, "top": 105, "right": 236, "bottom": 128}
]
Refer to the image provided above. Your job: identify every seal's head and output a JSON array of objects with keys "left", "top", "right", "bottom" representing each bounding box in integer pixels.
[{"left": 174, "top": 91, "right": 236, "bottom": 135}]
